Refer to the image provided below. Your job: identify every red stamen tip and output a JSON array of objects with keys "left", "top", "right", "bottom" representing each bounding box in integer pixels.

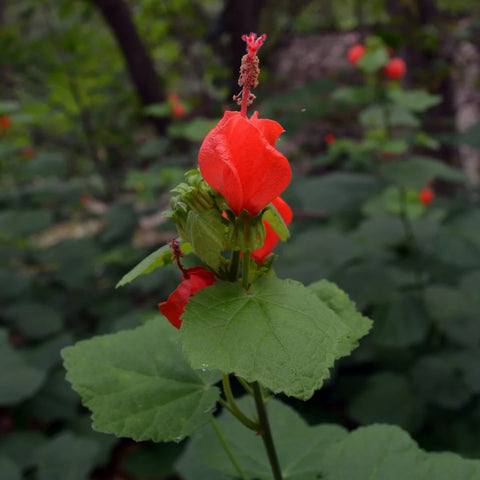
[{"left": 242, "top": 32, "right": 266, "bottom": 57}]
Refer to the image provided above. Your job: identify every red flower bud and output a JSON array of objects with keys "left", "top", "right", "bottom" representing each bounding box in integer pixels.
[
  {"left": 158, "top": 266, "right": 216, "bottom": 329},
  {"left": 251, "top": 197, "right": 292, "bottom": 263},
  {"left": 199, "top": 111, "right": 291, "bottom": 216},
  {"left": 383, "top": 57, "right": 406, "bottom": 80},
  {"left": 347, "top": 44, "right": 366, "bottom": 65},
  {"left": 419, "top": 187, "right": 434, "bottom": 206},
  {"left": 172, "top": 102, "right": 186, "bottom": 118},
  {"left": 22, "top": 147, "right": 35, "bottom": 159},
  {"left": 324, "top": 133, "right": 336, "bottom": 145},
  {"left": 0, "top": 115, "right": 11, "bottom": 131}
]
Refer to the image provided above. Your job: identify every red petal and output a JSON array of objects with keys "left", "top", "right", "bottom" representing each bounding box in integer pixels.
[{"left": 199, "top": 111, "right": 291, "bottom": 216}]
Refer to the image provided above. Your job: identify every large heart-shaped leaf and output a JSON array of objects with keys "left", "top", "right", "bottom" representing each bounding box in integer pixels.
[
  {"left": 181, "top": 277, "right": 370, "bottom": 400},
  {"left": 62, "top": 316, "right": 220, "bottom": 442}
]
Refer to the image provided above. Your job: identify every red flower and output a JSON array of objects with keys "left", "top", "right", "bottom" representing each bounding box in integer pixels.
[
  {"left": 0, "top": 115, "right": 11, "bottom": 131},
  {"left": 251, "top": 197, "right": 293, "bottom": 263},
  {"left": 347, "top": 44, "right": 366, "bottom": 65},
  {"left": 324, "top": 133, "right": 336, "bottom": 145},
  {"left": 172, "top": 102, "right": 186, "bottom": 118},
  {"left": 22, "top": 147, "right": 35, "bottom": 159},
  {"left": 158, "top": 266, "right": 216, "bottom": 329},
  {"left": 199, "top": 111, "right": 291, "bottom": 216},
  {"left": 419, "top": 187, "right": 434, "bottom": 206},
  {"left": 383, "top": 57, "right": 406, "bottom": 80}
]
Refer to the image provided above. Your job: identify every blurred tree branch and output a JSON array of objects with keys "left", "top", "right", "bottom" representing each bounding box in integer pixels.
[{"left": 91, "top": 0, "right": 168, "bottom": 135}]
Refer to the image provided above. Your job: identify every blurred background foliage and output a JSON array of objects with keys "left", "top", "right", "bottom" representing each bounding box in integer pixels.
[{"left": 1, "top": 0, "right": 480, "bottom": 479}]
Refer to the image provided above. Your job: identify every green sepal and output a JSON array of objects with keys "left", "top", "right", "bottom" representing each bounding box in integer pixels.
[
  {"left": 186, "top": 209, "right": 226, "bottom": 270},
  {"left": 116, "top": 242, "right": 193, "bottom": 288},
  {"left": 262, "top": 203, "right": 290, "bottom": 241},
  {"left": 227, "top": 211, "right": 265, "bottom": 252}
]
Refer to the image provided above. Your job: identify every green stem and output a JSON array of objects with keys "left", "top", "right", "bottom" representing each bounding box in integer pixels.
[
  {"left": 242, "top": 250, "right": 251, "bottom": 290},
  {"left": 210, "top": 416, "right": 248, "bottom": 480},
  {"left": 398, "top": 187, "right": 424, "bottom": 290},
  {"left": 252, "top": 382, "right": 283, "bottom": 480},
  {"left": 236, "top": 376, "right": 254, "bottom": 395},
  {"left": 222, "top": 374, "right": 259, "bottom": 431},
  {"left": 229, "top": 250, "right": 241, "bottom": 281}
]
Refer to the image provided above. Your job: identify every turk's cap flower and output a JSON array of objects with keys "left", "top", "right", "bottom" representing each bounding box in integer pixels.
[
  {"left": 158, "top": 266, "right": 216, "bottom": 329},
  {"left": 251, "top": 197, "right": 293, "bottom": 263},
  {"left": 347, "top": 44, "right": 366, "bottom": 65},
  {"left": 324, "top": 133, "right": 336, "bottom": 145},
  {"left": 383, "top": 57, "right": 406, "bottom": 80},
  {"left": 198, "top": 110, "right": 291, "bottom": 216},
  {"left": 419, "top": 187, "right": 434, "bottom": 206}
]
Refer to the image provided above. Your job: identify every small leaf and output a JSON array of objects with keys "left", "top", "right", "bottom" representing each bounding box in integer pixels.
[
  {"left": 348, "top": 372, "right": 426, "bottom": 433},
  {"left": 62, "top": 316, "right": 220, "bottom": 442},
  {"left": 372, "top": 293, "right": 429, "bottom": 348},
  {"left": 33, "top": 432, "right": 99, "bottom": 480},
  {"left": 412, "top": 354, "right": 472, "bottom": 409},
  {"left": 0, "top": 457, "right": 21, "bottom": 480},
  {"left": 380, "top": 156, "right": 467, "bottom": 189},
  {"left": 0, "top": 329, "right": 46, "bottom": 405},
  {"left": 357, "top": 48, "right": 389, "bottom": 73},
  {"left": 388, "top": 89, "right": 442, "bottom": 112},
  {"left": 181, "top": 277, "right": 368, "bottom": 400},
  {"left": 4, "top": 302, "right": 63, "bottom": 340},
  {"left": 116, "top": 242, "right": 193, "bottom": 288}
]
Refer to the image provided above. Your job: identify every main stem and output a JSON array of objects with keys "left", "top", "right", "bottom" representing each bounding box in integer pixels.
[{"left": 252, "top": 382, "right": 283, "bottom": 480}]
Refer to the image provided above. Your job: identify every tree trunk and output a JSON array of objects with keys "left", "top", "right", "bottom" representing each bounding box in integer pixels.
[{"left": 91, "top": 0, "right": 168, "bottom": 135}]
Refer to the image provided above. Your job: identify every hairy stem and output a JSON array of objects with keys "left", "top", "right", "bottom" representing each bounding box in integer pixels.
[
  {"left": 222, "top": 374, "right": 259, "bottom": 431},
  {"left": 252, "top": 381, "right": 283, "bottom": 480}
]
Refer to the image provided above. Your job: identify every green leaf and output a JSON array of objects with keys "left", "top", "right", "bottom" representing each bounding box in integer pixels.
[
  {"left": 332, "top": 86, "right": 376, "bottom": 106},
  {"left": 322, "top": 424, "right": 480, "bottom": 480},
  {"left": 187, "top": 397, "right": 480, "bottom": 479},
  {"left": 388, "top": 88, "right": 442, "bottom": 112},
  {"left": 348, "top": 372, "right": 425, "bottom": 433},
  {"left": 0, "top": 432, "right": 45, "bottom": 470},
  {"left": 144, "top": 102, "right": 170, "bottom": 117},
  {"left": 4, "top": 302, "right": 63, "bottom": 340},
  {"left": 0, "top": 329, "right": 46, "bottom": 405},
  {"left": 372, "top": 293, "right": 429, "bottom": 348},
  {"left": 189, "top": 397, "right": 347, "bottom": 480},
  {"left": 168, "top": 118, "right": 217, "bottom": 142},
  {"left": 412, "top": 354, "right": 472, "bottom": 409},
  {"left": 307, "top": 279, "right": 372, "bottom": 358},
  {"left": 380, "top": 156, "right": 467, "bottom": 189},
  {"left": 181, "top": 277, "right": 369, "bottom": 400},
  {"left": 293, "top": 173, "right": 379, "bottom": 214},
  {"left": 357, "top": 48, "right": 389, "bottom": 73},
  {"left": 0, "top": 457, "right": 21, "bottom": 480},
  {"left": 116, "top": 242, "right": 193, "bottom": 288},
  {"left": 33, "top": 432, "right": 100, "bottom": 480},
  {"left": 62, "top": 316, "right": 221, "bottom": 442}
]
